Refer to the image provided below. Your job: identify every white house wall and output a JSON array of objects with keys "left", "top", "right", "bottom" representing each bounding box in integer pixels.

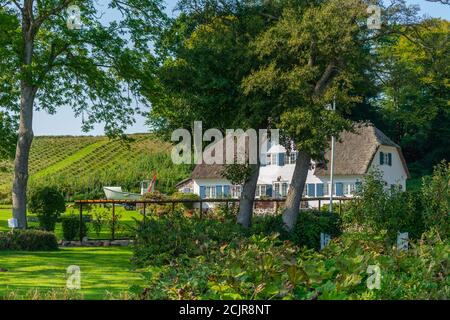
[{"left": 370, "top": 145, "right": 407, "bottom": 190}]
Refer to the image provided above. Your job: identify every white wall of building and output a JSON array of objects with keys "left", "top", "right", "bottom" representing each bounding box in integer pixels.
[
  {"left": 369, "top": 146, "right": 408, "bottom": 191},
  {"left": 188, "top": 144, "right": 408, "bottom": 210}
]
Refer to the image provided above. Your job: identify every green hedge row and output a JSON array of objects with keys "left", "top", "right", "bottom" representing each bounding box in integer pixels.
[{"left": 0, "top": 229, "right": 58, "bottom": 251}]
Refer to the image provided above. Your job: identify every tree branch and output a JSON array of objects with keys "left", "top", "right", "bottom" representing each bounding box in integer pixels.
[
  {"left": 33, "top": 0, "right": 73, "bottom": 29},
  {"left": 314, "top": 61, "right": 340, "bottom": 96}
]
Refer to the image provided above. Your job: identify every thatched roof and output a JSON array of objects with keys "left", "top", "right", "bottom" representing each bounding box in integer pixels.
[
  {"left": 190, "top": 123, "right": 410, "bottom": 179},
  {"left": 314, "top": 123, "right": 410, "bottom": 177}
]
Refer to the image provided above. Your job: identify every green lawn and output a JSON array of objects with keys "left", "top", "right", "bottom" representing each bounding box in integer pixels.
[{"left": 0, "top": 247, "right": 142, "bottom": 299}]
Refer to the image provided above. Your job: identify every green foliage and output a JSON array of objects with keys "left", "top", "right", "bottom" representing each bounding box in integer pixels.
[
  {"left": 107, "top": 209, "right": 122, "bottom": 240},
  {"left": 346, "top": 165, "right": 449, "bottom": 242},
  {"left": 170, "top": 192, "right": 200, "bottom": 210},
  {"left": 91, "top": 207, "right": 110, "bottom": 238},
  {"left": 60, "top": 215, "right": 88, "bottom": 241},
  {"left": 28, "top": 186, "right": 66, "bottom": 232},
  {"left": 135, "top": 230, "right": 448, "bottom": 300},
  {"left": 132, "top": 213, "right": 242, "bottom": 267},
  {"left": 0, "top": 1, "right": 167, "bottom": 137},
  {"left": 291, "top": 211, "right": 342, "bottom": 250},
  {"left": 421, "top": 161, "right": 450, "bottom": 237},
  {"left": 344, "top": 170, "right": 424, "bottom": 241},
  {"left": 250, "top": 212, "right": 342, "bottom": 250},
  {"left": 0, "top": 230, "right": 58, "bottom": 251},
  {"left": 377, "top": 19, "right": 450, "bottom": 172},
  {"left": 0, "top": 112, "right": 17, "bottom": 160}
]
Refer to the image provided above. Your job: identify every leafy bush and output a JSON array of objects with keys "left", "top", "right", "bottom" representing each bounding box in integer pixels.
[
  {"left": 61, "top": 214, "right": 88, "bottom": 241},
  {"left": 250, "top": 212, "right": 342, "bottom": 250},
  {"left": 135, "top": 231, "right": 449, "bottom": 300},
  {"left": 91, "top": 207, "right": 110, "bottom": 237},
  {"left": 170, "top": 192, "right": 200, "bottom": 210},
  {"left": 0, "top": 230, "right": 58, "bottom": 251},
  {"left": 421, "top": 161, "right": 449, "bottom": 238},
  {"left": 290, "top": 211, "right": 342, "bottom": 250},
  {"left": 132, "top": 213, "right": 242, "bottom": 267},
  {"left": 28, "top": 186, "right": 65, "bottom": 231},
  {"left": 345, "top": 169, "right": 425, "bottom": 242}
]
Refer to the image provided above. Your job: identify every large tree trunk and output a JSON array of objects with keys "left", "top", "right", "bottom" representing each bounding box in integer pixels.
[
  {"left": 13, "top": 11, "right": 36, "bottom": 229},
  {"left": 282, "top": 150, "right": 311, "bottom": 231},
  {"left": 237, "top": 163, "right": 260, "bottom": 228},
  {"left": 12, "top": 83, "right": 35, "bottom": 229}
]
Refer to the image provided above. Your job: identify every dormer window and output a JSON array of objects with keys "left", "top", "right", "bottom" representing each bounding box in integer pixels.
[{"left": 379, "top": 151, "right": 392, "bottom": 166}]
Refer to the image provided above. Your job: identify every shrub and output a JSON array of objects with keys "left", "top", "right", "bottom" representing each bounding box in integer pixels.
[
  {"left": 61, "top": 214, "right": 88, "bottom": 241},
  {"left": 421, "top": 161, "right": 449, "bottom": 238},
  {"left": 345, "top": 169, "right": 425, "bottom": 242},
  {"left": 170, "top": 192, "right": 200, "bottom": 210},
  {"left": 136, "top": 231, "right": 449, "bottom": 300},
  {"left": 290, "top": 210, "right": 342, "bottom": 249},
  {"left": 0, "top": 230, "right": 58, "bottom": 251},
  {"left": 250, "top": 212, "right": 342, "bottom": 250},
  {"left": 28, "top": 186, "right": 65, "bottom": 231},
  {"left": 91, "top": 207, "right": 110, "bottom": 237},
  {"left": 132, "top": 213, "right": 242, "bottom": 267}
]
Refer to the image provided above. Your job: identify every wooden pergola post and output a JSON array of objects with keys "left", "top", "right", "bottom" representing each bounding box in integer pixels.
[
  {"left": 111, "top": 203, "right": 115, "bottom": 241},
  {"left": 79, "top": 203, "right": 83, "bottom": 244}
]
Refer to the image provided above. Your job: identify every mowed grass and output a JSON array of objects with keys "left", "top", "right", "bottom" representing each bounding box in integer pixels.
[{"left": 0, "top": 247, "right": 142, "bottom": 299}]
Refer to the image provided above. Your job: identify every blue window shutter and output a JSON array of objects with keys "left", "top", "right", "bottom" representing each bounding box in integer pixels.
[
  {"left": 216, "top": 185, "right": 222, "bottom": 198},
  {"left": 278, "top": 153, "right": 285, "bottom": 166},
  {"left": 266, "top": 185, "right": 273, "bottom": 197},
  {"left": 223, "top": 185, "right": 230, "bottom": 197},
  {"left": 336, "top": 183, "right": 344, "bottom": 196},
  {"left": 316, "top": 183, "right": 324, "bottom": 197},
  {"left": 307, "top": 184, "right": 315, "bottom": 197},
  {"left": 380, "top": 151, "right": 384, "bottom": 165},
  {"left": 388, "top": 153, "right": 392, "bottom": 166},
  {"left": 199, "top": 186, "right": 206, "bottom": 199},
  {"left": 355, "top": 181, "right": 362, "bottom": 192}
]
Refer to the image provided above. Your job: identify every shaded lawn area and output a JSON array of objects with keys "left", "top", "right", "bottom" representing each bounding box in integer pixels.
[
  {"left": 0, "top": 207, "right": 143, "bottom": 240},
  {"left": 0, "top": 247, "right": 142, "bottom": 299}
]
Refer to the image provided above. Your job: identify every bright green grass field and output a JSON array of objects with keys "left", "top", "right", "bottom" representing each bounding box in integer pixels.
[
  {"left": 0, "top": 247, "right": 142, "bottom": 299},
  {"left": 0, "top": 208, "right": 145, "bottom": 299}
]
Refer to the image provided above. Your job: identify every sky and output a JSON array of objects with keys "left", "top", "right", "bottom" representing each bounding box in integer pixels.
[{"left": 33, "top": 0, "right": 449, "bottom": 136}]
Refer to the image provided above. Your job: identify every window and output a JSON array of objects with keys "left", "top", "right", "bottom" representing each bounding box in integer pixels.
[
  {"left": 266, "top": 153, "right": 272, "bottom": 165},
  {"left": 316, "top": 183, "right": 324, "bottom": 197},
  {"left": 380, "top": 151, "right": 392, "bottom": 166},
  {"left": 231, "top": 185, "right": 241, "bottom": 198},
  {"left": 205, "top": 186, "right": 216, "bottom": 198},
  {"left": 273, "top": 182, "right": 288, "bottom": 198},
  {"left": 323, "top": 183, "right": 332, "bottom": 196},
  {"left": 287, "top": 152, "right": 297, "bottom": 164},
  {"left": 340, "top": 183, "right": 357, "bottom": 196},
  {"left": 271, "top": 154, "right": 277, "bottom": 165},
  {"left": 307, "top": 184, "right": 315, "bottom": 197},
  {"left": 348, "top": 183, "right": 356, "bottom": 195},
  {"left": 281, "top": 183, "right": 288, "bottom": 197},
  {"left": 256, "top": 185, "right": 267, "bottom": 198},
  {"left": 216, "top": 186, "right": 223, "bottom": 198},
  {"left": 274, "top": 183, "right": 280, "bottom": 198}
]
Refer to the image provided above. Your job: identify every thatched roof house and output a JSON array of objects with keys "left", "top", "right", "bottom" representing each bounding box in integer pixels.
[{"left": 178, "top": 123, "right": 409, "bottom": 204}]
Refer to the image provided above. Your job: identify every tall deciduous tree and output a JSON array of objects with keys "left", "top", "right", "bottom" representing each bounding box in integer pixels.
[
  {"left": 0, "top": 0, "right": 166, "bottom": 228},
  {"left": 243, "top": 0, "right": 418, "bottom": 230},
  {"left": 377, "top": 19, "right": 449, "bottom": 174},
  {"left": 148, "top": 0, "right": 281, "bottom": 227}
]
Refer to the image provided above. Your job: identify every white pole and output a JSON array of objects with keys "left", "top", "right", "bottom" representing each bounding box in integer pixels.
[{"left": 329, "top": 97, "right": 336, "bottom": 213}]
